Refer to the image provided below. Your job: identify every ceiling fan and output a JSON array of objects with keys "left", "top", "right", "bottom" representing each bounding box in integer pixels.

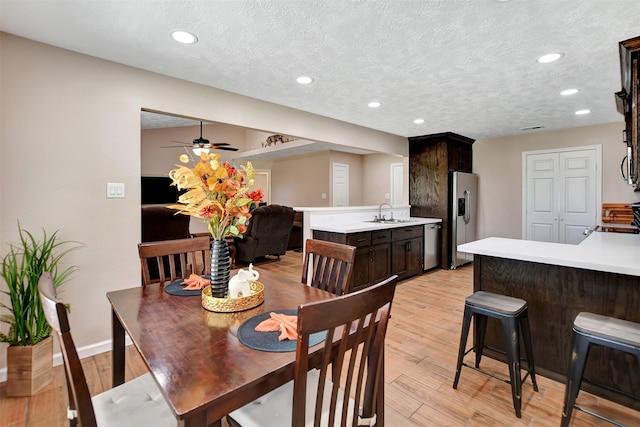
[{"left": 161, "top": 121, "right": 239, "bottom": 152}]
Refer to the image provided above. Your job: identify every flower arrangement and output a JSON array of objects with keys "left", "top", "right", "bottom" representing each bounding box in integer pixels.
[{"left": 168, "top": 153, "right": 264, "bottom": 240}]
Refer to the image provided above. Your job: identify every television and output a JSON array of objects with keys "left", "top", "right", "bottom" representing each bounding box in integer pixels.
[{"left": 141, "top": 176, "right": 180, "bottom": 204}]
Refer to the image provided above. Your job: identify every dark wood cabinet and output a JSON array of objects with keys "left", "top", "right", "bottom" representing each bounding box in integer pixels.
[
  {"left": 313, "top": 229, "right": 391, "bottom": 292},
  {"left": 390, "top": 225, "right": 423, "bottom": 280},
  {"left": 615, "top": 36, "right": 640, "bottom": 191},
  {"left": 408, "top": 132, "right": 474, "bottom": 269},
  {"left": 313, "top": 225, "right": 424, "bottom": 290}
]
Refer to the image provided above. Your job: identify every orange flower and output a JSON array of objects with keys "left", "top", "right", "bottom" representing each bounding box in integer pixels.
[{"left": 168, "top": 153, "right": 261, "bottom": 240}]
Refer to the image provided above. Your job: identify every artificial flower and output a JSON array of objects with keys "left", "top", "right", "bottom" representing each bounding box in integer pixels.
[{"left": 168, "top": 153, "right": 263, "bottom": 240}]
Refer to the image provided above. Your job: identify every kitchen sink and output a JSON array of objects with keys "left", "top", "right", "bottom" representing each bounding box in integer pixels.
[{"left": 364, "top": 218, "right": 415, "bottom": 224}]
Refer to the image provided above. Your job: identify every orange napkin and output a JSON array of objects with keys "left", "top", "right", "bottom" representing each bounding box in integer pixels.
[
  {"left": 181, "top": 274, "right": 209, "bottom": 290},
  {"left": 255, "top": 312, "right": 298, "bottom": 341}
]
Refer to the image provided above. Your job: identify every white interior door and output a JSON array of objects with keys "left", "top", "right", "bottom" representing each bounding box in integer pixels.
[
  {"left": 523, "top": 146, "right": 600, "bottom": 244},
  {"left": 251, "top": 170, "right": 271, "bottom": 204},
  {"left": 525, "top": 153, "right": 559, "bottom": 242},
  {"left": 332, "top": 163, "right": 349, "bottom": 207},
  {"left": 390, "top": 163, "right": 403, "bottom": 205},
  {"left": 559, "top": 150, "right": 598, "bottom": 244}
]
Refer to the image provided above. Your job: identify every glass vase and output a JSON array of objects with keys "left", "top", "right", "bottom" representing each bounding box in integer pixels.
[{"left": 210, "top": 239, "right": 231, "bottom": 298}]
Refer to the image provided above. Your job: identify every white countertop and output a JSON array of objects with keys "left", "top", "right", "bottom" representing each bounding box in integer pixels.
[
  {"left": 458, "top": 232, "right": 640, "bottom": 277},
  {"left": 311, "top": 217, "right": 442, "bottom": 233}
]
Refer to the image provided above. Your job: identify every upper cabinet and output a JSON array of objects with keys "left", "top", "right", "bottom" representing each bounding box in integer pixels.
[
  {"left": 408, "top": 132, "right": 474, "bottom": 269},
  {"left": 615, "top": 36, "right": 640, "bottom": 191}
]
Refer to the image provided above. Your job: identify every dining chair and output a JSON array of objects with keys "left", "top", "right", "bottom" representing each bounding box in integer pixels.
[
  {"left": 37, "top": 272, "right": 175, "bottom": 427},
  {"left": 227, "top": 274, "right": 398, "bottom": 427},
  {"left": 301, "top": 239, "right": 357, "bottom": 295},
  {"left": 138, "top": 236, "right": 211, "bottom": 286}
]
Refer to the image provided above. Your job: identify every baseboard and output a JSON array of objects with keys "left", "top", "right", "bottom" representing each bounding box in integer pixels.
[{"left": 0, "top": 336, "right": 133, "bottom": 383}]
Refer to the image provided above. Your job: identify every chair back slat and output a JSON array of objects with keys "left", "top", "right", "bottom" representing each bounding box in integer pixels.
[
  {"left": 302, "top": 239, "right": 356, "bottom": 295},
  {"left": 38, "top": 273, "right": 98, "bottom": 427},
  {"left": 292, "top": 274, "right": 397, "bottom": 426},
  {"left": 138, "top": 236, "right": 211, "bottom": 286}
]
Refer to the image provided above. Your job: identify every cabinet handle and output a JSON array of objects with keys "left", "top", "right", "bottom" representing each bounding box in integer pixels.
[
  {"left": 357, "top": 238, "right": 367, "bottom": 243},
  {"left": 369, "top": 248, "right": 375, "bottom": 262}
]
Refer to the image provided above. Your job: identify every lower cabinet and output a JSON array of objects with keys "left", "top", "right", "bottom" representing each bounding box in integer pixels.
[
  {"left": 390, "top": 226, "right": 423, "bottom": 281},
  {"left": 313, "top": 225, "right": 423, "bottom": 290}
]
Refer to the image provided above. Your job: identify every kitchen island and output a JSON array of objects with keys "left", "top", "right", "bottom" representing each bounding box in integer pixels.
[{"left": 458, "top": 233, "right": 640, "bottom": 410}]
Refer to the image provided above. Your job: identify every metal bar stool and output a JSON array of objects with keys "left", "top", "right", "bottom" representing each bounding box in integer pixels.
[
  {"left": 561, "top": 312, "right": 640, "bottom": 427},
  {"left": 453, "top": 291, "right": 539, "bottom": 418}
]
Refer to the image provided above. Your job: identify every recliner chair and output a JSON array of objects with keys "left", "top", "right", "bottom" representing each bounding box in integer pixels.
[{"left": 234, "top": 204, "right": 295, "bottom": 263}]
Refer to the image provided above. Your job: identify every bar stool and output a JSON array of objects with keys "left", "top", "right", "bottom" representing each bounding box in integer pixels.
[
  {"left": 453, "top": 291, "right": 538, "bottom": 418},
  {"left": 561, "top": 312, "right": 640, "bottom": 427}
]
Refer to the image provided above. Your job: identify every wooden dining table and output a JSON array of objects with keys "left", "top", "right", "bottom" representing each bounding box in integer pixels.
[{"left": 107, "top": 269, "right": 335, "bottom": 427}]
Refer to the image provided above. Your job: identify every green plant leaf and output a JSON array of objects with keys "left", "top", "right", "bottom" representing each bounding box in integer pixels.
[{"left": 0, "top": 223, "right": 82, "bottom": 345}]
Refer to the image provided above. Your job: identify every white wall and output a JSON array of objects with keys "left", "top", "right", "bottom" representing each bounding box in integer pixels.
[
  {"left": 474, "top": 122, "right": 640, "bottom": 239},
  {"left": 0, "top": 32, "right": 406, "bottom": 371}
]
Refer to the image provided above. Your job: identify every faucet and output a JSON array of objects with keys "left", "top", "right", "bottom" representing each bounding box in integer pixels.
[{"left": 377, "top": 203, "right": 393, "bottom": 221}]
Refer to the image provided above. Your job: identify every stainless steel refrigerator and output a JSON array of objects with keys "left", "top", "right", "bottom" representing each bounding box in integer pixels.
[{"left": 450, "top": 171, "right": 478, "bottom": 269}]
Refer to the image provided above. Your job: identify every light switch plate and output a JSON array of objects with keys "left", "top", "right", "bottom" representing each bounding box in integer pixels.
[{"left": 107, "top": 182, "right": 125, "bottom": 198}]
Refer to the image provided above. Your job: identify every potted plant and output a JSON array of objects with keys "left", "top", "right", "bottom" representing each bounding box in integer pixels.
[{"left": 0, "top": 224, "right": 80, "bottom": 396}]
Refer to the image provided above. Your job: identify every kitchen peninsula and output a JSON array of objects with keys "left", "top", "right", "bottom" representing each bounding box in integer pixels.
[
  {"left": 458, "top": 233, "right": 640, "bottom": 410},
  {"left": 296, "top": 206, "right": 441, "bottom": 290}
]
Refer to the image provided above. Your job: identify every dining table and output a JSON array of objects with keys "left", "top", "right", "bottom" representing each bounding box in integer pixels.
[{"left": 107, "top": 269, "right": 336, "bottom": 427}]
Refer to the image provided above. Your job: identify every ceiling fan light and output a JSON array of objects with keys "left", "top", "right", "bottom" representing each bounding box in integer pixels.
[{"left": 193, "top": 147, "right": 210, "bottom": 156}]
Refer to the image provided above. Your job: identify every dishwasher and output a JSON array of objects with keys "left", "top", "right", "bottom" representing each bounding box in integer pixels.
[{"left": 423, "top": 222, "right": 442, "bottom": 270}]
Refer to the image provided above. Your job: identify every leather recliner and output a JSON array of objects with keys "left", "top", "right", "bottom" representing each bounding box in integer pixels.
[{"left": 234, "top": 204, "right": 296, "bottom": 263}]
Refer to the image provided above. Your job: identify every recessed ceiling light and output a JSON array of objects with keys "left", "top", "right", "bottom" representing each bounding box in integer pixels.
[
  {"left": 414, "top": 119, "right": 425, "bottom": 124},
  {"left": 368, "top": 101, "right": 381, "bottom": 108},
  {"left": 575, "top": 109, "right": 591, "bottom": 115},
  {"left": 561, "top": 88, "right": 579, "bottom": 96},
  {"left": 296, "top": 76, "right": 314, "bottom": 85},
  {"left": 171, "top": 30, "right": 198, "bottom": 44},
  {"left": 537, "top": 53, "right": 563, "bottom": 63}
]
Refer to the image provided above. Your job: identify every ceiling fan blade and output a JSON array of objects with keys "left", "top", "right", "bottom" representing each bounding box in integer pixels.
[{"left": 165, "top": 122, "right": 238, "bottom": 151}]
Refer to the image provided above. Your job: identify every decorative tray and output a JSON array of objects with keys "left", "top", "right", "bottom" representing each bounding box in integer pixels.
[{"left": 201, "top": 281, "right": 264, "bottom": 313}]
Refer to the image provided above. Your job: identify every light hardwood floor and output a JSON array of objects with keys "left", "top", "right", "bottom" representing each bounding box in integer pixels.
[{"left": 1, "top": 250, "right": 638, "bottom": 426}]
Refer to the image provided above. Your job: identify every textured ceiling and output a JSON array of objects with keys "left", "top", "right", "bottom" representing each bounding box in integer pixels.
[{"left": 2, "top": 1, "right": 639, "bottom": 139}]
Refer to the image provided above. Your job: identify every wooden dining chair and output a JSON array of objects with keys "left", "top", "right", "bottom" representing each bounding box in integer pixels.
[
  {"left": 138, "top": 236, "right": 211, "bottom": 286},
  {"left": 227, "top": 274, "right": 398, "bottom": 427},
  {"left": 37, "top": 272, "right": 175, "bottom": 427},
  {"left": 302, "top": 239, "right": 357, "bottom": 295}
]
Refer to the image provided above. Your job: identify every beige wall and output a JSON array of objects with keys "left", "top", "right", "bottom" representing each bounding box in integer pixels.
[
  {"left": 0, "top": 32, "right": 406, "bottom": 370},
  {"left": 474, "top": 122, "right": 640, "bottom": 239},
  {"left": 261, "top": 152, "right": 331, "bottom": 207},
  {"left": 362, "top": 153, "right": 408, "bottom": 205}
]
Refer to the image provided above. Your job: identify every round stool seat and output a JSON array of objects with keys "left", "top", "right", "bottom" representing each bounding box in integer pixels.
[
  {"left": 574, "top": 312, "right": 640, "bottom": 348},
  {"left": 561, "top": 312, "right": 640, "bottom": 426},
  {"left": 465, "top": 291, "right": 527, "bottom": 316}
]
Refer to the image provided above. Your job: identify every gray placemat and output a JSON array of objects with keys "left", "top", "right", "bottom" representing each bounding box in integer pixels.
[
  {"left": 237, "top": 309, "right": 327, "bottom": 352},
  {"left": 164, "top": 276, "right": 209, "bottom": 296}
]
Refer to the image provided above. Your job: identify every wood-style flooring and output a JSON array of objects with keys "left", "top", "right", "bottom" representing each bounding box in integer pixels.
[{"left": 1, "top": 250, "right": 638, "bottom": 426}]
